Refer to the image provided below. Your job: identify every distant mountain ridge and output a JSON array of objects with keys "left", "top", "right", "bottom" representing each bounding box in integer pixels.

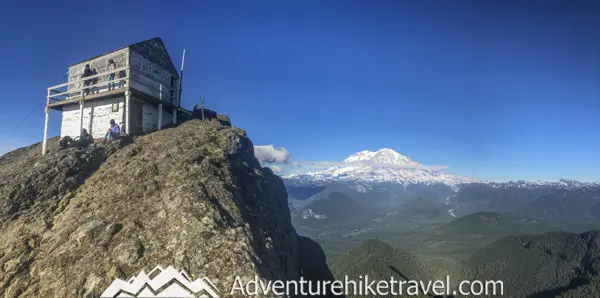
[{"left": 486, "top": 179, "right": 600, "bottom": 189}]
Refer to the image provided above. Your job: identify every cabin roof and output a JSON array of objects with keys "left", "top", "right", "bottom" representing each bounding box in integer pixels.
[{"left": 69, "top": 37, "right": 179, "bottom": 78}]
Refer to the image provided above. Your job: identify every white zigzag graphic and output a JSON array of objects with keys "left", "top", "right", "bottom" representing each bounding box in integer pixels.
[{"left": 100, "top": 265, "right": 220, "bottom": 298}]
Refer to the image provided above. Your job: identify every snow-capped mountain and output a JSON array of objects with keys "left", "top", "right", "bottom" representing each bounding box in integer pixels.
[{"left": 284, "top": 148, "right": 478, "bottom": 187}]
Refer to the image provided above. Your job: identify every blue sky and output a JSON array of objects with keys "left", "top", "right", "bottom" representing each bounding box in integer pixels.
[{"left": 0, "top": 0, "right": 598, "bottom": 181}]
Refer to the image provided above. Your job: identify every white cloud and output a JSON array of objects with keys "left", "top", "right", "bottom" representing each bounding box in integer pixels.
[
  {"left": 254, "top": 145, "right": 290, "bottom": 164},
  {"left": 268, "top": 165, "right": 282, "bottom": 173}
]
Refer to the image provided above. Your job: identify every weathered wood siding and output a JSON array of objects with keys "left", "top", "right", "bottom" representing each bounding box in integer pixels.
[
  {"left": 60, "top": 96, "right": 125, "bottom": 139},
  {"left": 129, "top": 100, "right": 144, "bottom": 135},
  {"left": 68, "top": 48, "right": 129, "bottom": 93},
  {"left": 162, "top": 109, "right": 173, "bottom": 127},
  {"left": 137, "top": 102, "right": 174, "bottom": 133},
  {"left": 142, "top": 103, "right": 158, "bottom": 132},
  {"left": 129, "top": 50, "right": 179, "bottom": 105}
]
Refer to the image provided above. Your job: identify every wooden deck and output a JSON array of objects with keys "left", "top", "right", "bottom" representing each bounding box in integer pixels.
[
  {"left": 47, "top": 88, "right": 179, "bottom": 111},
  {"left": 47, "top": 65, "right": 179, "bottom": 109},
  {"left": 47, "top": 89, "right": 127, "bottom": 109}
]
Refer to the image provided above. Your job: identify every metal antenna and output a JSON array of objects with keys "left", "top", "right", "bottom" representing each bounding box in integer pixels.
[
  {"left": 201, "top": 97, "right": 205, "bottom": 122},
  {"left": 177, "top": 49, "right": 186, "bottom": 107}
]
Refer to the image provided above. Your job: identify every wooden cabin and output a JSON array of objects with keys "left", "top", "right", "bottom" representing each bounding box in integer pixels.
[{"left": 42, "top": 37, "right": 191, "bottom": 154}]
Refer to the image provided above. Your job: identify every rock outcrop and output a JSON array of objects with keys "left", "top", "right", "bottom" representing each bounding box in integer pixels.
[
  {"left": 0, "top": 118, "right": 329, "bottom": 297},
  {"left": 191, "top": 107, "right": 231, "bottom": 126},
  {"left": 0, "top": 137, "right": 113, "bottom": 297},
  {"left": 298, "top": 236, "right": 340, "bottom": 297}
]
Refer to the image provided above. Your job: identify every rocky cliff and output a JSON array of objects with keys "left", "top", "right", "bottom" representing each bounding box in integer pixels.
[{"left": 0, "top": 119, "right": 334, "bottom": 297}]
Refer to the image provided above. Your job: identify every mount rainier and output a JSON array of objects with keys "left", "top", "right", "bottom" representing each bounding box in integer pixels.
[
  {"left": 287, "top": 149, "right": 600, "bottom": 229},
  {"left": 283, "top": 148, "right": 600, "bottom": 190},
  {"left": 284, "top": 148, "right": 478, "bottom": 188}
]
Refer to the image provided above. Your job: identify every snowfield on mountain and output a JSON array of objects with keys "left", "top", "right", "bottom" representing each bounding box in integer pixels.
[{"left": 284, "top": 148, "right": 478, "bottom": 187}]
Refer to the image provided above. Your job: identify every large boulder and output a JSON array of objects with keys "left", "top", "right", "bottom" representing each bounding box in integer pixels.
[
  {"left": 190, "top": 107, "right": 231, "bottom": 126},
  {"left": 191, "top": 107, "right": 217, "bottom": 121}
]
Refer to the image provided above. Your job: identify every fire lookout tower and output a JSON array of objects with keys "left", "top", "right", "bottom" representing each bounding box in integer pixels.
[{"left": 42, "top": 37, "right": 187, "bottom": 155}]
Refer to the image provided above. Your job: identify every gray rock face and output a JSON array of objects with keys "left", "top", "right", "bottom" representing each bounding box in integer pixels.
[
  {"left": 0, "top": 119, "right": 319, "bottom": 297},
  {"left": 0, "top": 137, "right": 110, "bottom": 297}
]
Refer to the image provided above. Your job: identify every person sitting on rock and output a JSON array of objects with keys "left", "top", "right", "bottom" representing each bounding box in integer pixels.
[
  {"left": 104, "top": 119, "right": 121, "bottom": 143},
  {"left": 76, "top": 129, "right": 94, "bottom": 147},
  {"left": 61, "top": 129, "right": 94, "bottom": 149}
]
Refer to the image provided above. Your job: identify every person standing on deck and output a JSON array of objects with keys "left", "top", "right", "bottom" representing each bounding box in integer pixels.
[
  {"left": 91, "top": 68, "right": 99, "bottom": 93},
  {"left": 107, "top": 59, "right": 117, "bottom": 90},
  {"left": 81, "top": 64, "right": 93, "bottom": 95}
]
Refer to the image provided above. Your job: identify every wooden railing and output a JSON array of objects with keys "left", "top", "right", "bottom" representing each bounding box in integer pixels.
[
  {"left": 47, "top": 66, "right": 179, "bottom": 105},
  {"left": 47, "top": 66, "right": 129, "bottom": 100}
]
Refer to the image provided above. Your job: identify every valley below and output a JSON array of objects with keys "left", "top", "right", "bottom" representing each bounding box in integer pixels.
[
  {"left": 290, "top": 183, "right": 600, "bottom": 258},
  {"left": 289, "top": 185, "right": 600, "bottom": 297}
]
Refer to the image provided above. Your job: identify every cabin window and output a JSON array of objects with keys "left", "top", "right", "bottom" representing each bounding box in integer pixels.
[
  {"left": 141, "top": 60, "right": 151, "bottom": 73},
  {"left": 131, "top": 56, "right": 142, "bottom": 70},
  {"left": 169, "top": 77, "right": 176, "bottom": 102}
]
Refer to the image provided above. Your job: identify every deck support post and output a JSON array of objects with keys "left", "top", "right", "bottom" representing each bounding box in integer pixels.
[
  {"left": 79, "top": 96, "right": 85, "bottom": 135},
  {"left": 158, "top": 103, "right": 163, "bottom": 129},
  {"left": 125, "top": 91, "right": 131, "bottom": 135},
  {"left": 42, "top": 90, "right": 51, "bottom": 156},
  {"left": 89, "top": 106, "right": 94, "bottom": 133},
  {"left": 172, "top": 108, "right": 177, "bottom": 124}
]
